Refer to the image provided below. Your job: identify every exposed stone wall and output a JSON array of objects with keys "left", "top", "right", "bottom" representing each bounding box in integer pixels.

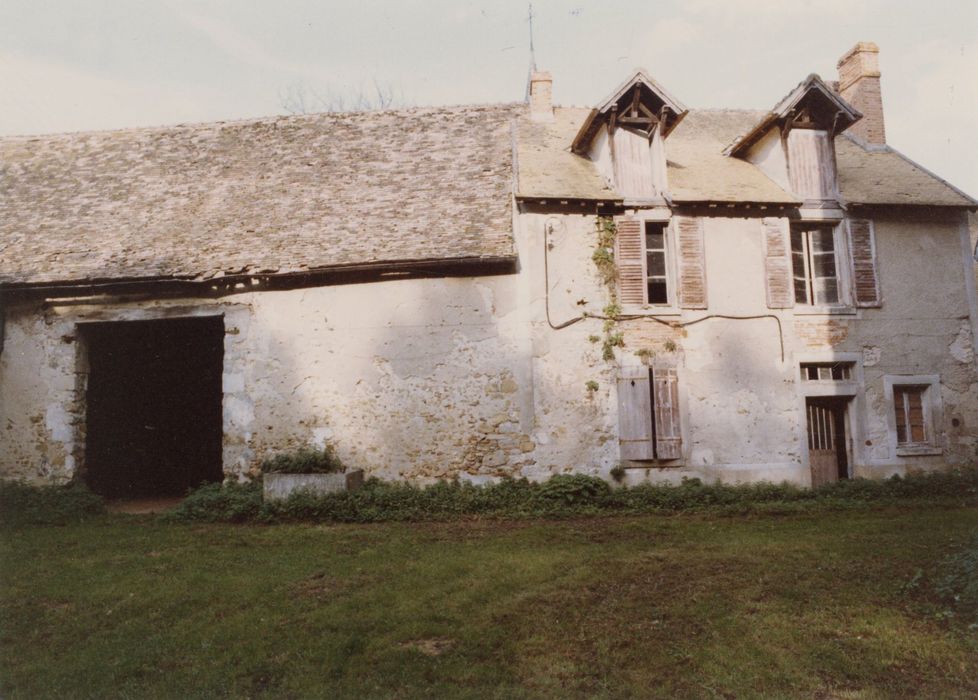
[{"left": 1, "top": 209, "right": 974, "bottom": 488}]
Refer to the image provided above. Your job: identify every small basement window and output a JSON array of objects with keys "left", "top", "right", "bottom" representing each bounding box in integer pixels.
[{"left": 801, "top": 362, "right": 854, "bottom": 381}]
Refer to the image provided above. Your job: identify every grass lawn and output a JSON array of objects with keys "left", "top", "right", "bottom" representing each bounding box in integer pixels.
[{"left": 1, "top": 504, "right": 976, "bottom": 698}]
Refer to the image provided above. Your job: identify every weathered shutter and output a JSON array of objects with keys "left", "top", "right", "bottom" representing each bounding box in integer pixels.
[
  {"left": 674, "top": 216, "right": 708, "bottom": 309},
  {"left": 652, "top": 368, "right": 682, "bottom": 460},
  {"left": 615, "top": 216, "right": 646, "bottom": 305},
  {"left": 617, "top": 365, "right": 655, "bottom": 460},
  {"left": 846, "top": 218, "right": 881, "bottom": 307},
  {"left": 787, "top": 129, "right": 837, "bottom": 200},
  {"left": 762, "top": 217, "right": 794, "bottom": 309}
]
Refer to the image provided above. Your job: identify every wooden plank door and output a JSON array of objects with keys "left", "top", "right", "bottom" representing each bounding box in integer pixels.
[{"left": 807, "top": 401, "right": 839, "bottom": 487}]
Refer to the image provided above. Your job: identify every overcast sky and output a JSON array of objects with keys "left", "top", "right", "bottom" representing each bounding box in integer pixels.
[{"left": 2, "top": 0, "right": 975, "bottom": 196}]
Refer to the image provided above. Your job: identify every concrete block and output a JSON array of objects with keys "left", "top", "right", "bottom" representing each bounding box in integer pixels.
[{"left": 263, "top": 470, "right": 364, "bottom": 501}]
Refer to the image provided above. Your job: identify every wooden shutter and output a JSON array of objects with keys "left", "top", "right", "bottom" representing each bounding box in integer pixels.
[
  {"left": 615, "top": 216, "right": 646, "bottom": 305},
  {"left": 617, "top": 365, "right": 655, "bottom": 460},
  {"left": 762, "top": 217, "right": 794, "bottom": 309},
  {"left": 787, "top": 129, "right": 837, "bottom": 200},
  {"left": 847, "top": 218, "right": 881, "bottom": 307},
  {"left": 652, "top": 368, "right": 682, "bottom": 460},
  {"left": 674, "top": 216, "right": 708, "bottom": 309},
  {"left": 613, "top": 129, "right": 656, "bottom": 198}
]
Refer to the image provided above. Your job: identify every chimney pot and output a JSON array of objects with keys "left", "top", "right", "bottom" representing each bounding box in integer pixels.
[
  {"left": 529, "top": 71, "right": 554, "bottom": 122},
  {"left": 837, "top": 42, "right": 885, "bottom": 145}
]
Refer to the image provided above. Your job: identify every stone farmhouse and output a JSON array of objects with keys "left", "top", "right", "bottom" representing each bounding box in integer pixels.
[{"left": 2, "top": 42, "right": 976, "bottom": 498}]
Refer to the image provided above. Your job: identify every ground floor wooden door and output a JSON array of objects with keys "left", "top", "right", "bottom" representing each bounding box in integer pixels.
[{"left": 806, "top": 397, "right": 850, "bottom": 487}]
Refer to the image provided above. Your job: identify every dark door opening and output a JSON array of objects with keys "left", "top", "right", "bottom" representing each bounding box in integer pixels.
[
  {"left": 83, "top": 316, "right": 224, "bottom": 499},
  {"left": 806, "top": 396, "right": 851, "bottom": 487}
]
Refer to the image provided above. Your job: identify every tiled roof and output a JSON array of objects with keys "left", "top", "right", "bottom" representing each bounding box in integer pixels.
[
  {"left": 0, "top": 104, "right": 520, "bottom": 286},
  {"left": 2, "top": 99, "right": 973, "bottom": 288}
]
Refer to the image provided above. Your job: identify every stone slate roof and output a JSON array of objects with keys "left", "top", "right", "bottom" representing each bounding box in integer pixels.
[
  {"left": 0, "top": 104, "right": 520, "bottom": 286},
  {"left": 2, "top": 99, "right": 973, "bottom": 288},
  {"left": 517, "top": 107, "right": 975, "bottom": 208}
]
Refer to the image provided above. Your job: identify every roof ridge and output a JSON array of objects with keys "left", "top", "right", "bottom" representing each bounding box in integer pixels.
[{"left": 0, "top": 102, "right": 524, "bottom": 142}]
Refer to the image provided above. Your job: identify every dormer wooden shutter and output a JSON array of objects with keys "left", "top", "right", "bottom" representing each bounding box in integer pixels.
[
  {"left": 847, "top": 218, "right": 881, "bottom": 307},
  {"left": 617, "top": 365, "right": 655, "bottom": 460},
  {"left": 786, "top": 129, "right": 838, "bottom": 201},
  {"left": 674, "top": 216, "right": 707, "bottom": 309},
  {"left": 615, "top": 216, "right": 646, "bottom": 305},
  {"left": 762, "top": 217, "right": 794, "bottom": 309},
  {"left": 652, "top": 368, "right": 682, "bottom": 460}
]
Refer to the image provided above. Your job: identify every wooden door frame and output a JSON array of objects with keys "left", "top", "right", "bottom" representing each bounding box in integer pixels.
[{"left": 794, "top": 352, "right": 865, "bottom": 485}]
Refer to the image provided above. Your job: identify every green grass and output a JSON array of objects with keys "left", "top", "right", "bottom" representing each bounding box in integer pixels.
[{"left": 2, "top": 505, "right": 977, "bottom": 698}]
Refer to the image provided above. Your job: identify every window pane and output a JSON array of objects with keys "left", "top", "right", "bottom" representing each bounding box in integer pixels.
[
  {"left": 646, "top": 230, "right": 664, "bottom": 251},
  {"left": 811, "top": 252, "right": 836, "bottom": 278},
  {"left": 813, "top": 278, "right": 839, "bottom": 305},
  {"left": 791, "top": 229, "right": 804, "bottom": 253},
  {"left": 648, "top": 280, "right": 668, "bottom": 304},
  {"left": 646, "top": 251, "right": 665, "bottom": 276},
  {"left": 794, "top": 277, "right": 809, "bottom": 304},
  {"left": 809, "top": 227, "right": 835, "bottom": 253}
]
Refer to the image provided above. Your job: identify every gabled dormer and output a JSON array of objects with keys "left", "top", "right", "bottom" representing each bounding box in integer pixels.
[
  {"left": 571, "top": 70, "right": 688, "bottom": 203},
  {"left": 725, "top": 74, "right": 862, "bottom": 208}
]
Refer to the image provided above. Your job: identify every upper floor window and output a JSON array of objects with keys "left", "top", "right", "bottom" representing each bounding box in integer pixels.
[
  {"left": 615, "top": 215, "right": 707, "bottom": 310},
  {"left": 791, "top": 223, "right": 840, "bottom": 305},
  {"left": 645, "top": 222, "right": 669, "bottom": 304}
]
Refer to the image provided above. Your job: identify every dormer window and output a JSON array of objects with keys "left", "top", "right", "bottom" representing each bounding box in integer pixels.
[
  {"left": 725, "top": 74, "right": 862, "bottom": 207},
  {"left": 571, "top": 70, "right": 688, "bottom": 202}
]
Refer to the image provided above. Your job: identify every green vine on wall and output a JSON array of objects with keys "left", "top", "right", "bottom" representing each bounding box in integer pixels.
[
  {"left": 592, "top": 217, "right": 618, "bottom": 285},
  {"left": 594, "top": 217, "right": 623, "bottom": 362}
]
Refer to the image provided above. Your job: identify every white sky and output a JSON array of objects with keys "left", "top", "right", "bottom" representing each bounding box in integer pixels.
[{"left": 2, "top": 0, "right": 976, "bottom": 196}]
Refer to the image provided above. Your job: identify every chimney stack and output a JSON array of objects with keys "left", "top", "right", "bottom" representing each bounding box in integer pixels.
[
  {"left": 837, "top": 42, "right": 885, "bottom": 145},
  {"left": 528, "top": 71, "right": 554, "bottom": 122}
]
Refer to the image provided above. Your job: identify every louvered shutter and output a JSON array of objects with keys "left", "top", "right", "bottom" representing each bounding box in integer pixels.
[
  {"left": 617, "top": 365, "right": 655, "bottom": 460},
  {"left": 652, "top": 368, "right": 682, "bottom": 460},
  {"left": 674, "top": 216, "right": 708, "bottom": 309},
  {"left": 615, "top": 216, "right": 646, "bottom": 305},
  {"left": 762, "top": 217, "right": 794, "bottom": 309},
  {"left": 847, "top": 218, "right": 881, "bottom": 307}
]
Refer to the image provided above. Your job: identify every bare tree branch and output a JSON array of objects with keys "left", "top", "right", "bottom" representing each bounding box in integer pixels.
[{"left": 278, "top": 80, "right": 404, "bottom": 114}]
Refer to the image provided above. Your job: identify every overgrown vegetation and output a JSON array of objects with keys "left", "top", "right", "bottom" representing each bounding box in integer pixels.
[
  {"left": 591, "top": 216, "right": 617, "bottom": 284},
  {"left": 165, "top": 467, "right": 978, "bottom": 525},
  {"left": 0, "top": 481, "right": 104, "bottom": 526},
  {"left": 933, "top": 527, "right": 978, "bottom": 628},
  {"left": 260, "top": 445, "right": 345, "bottom": 474}
]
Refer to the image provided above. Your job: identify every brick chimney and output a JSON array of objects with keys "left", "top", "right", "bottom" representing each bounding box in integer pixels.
[
  {"left": 837, "top": 42, "right": 885, "bottom": 145},
  {"left": 528, "top": 71, "right": 554, "bottom": 122}
]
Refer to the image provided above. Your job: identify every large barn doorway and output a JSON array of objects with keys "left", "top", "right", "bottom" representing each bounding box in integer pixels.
[{"left": 83, "top": 316, "right": 224, "bottom": 499}]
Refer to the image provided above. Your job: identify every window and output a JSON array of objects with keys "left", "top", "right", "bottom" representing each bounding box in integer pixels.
[
  {"left": 645, "top": 222, "right": 669, "bottom": 304},
  {"left": 884, "top": 375, "right": 942, "bottom": 456},
  {"left": 617, "top": 365, "right": 682, "bottom": 461},
  {"left": 893, "top": 385, "right": 928, "bottom": 446},
  {"left": 614, "top": 215, "right": 706, "bottom": 309},
  {"left": 791, "top": 223, "right": 840, "bottom": 305},
  {"left": 801, "top": 362, "right": 853, "bottom": 381}
]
